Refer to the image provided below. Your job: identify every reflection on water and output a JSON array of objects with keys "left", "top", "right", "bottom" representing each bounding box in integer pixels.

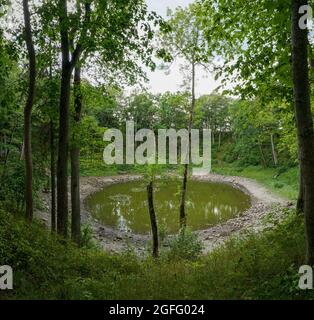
[{"left": 87, "top": 180, "right": 251, "bottom": 234}]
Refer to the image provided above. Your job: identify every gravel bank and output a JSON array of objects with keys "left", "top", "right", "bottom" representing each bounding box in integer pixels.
[{"left": 36, "top": 174, "right": 291, "bottom": 255}]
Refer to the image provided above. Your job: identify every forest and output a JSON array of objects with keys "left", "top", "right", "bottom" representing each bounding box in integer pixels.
[{"left": 0, "top": 0, "right": 314, "bottom": 301}]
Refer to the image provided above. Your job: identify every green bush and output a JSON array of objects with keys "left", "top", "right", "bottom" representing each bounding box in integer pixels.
[
  {"left": 81, "top": 224, "right": 99, "bottom": 249},
  {"left": 167, "top": 228, "right": 203, "bottom": 261},
  {"left": 158, "top": 222, "right": 168, "bottom": 243},
  {"left": 0, "top": 162, "right": 25, "bottom": 211}
]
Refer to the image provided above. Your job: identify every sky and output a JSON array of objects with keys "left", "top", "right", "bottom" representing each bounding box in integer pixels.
[
  {"left": 146, "top": 0, "right": 193, "bottom": 18},
  {"left": 141, "top": 0, "right": 221, "bottom": 97}
]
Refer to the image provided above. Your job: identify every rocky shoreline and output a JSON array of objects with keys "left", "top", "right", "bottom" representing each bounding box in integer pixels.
[{"left": 36, "top": 174, "right": 291, "bottom": 255}]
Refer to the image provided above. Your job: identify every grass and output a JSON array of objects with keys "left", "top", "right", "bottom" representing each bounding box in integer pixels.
[
  {"left": 0, "top": 207, "right": 312, "bottom": 300},
  {"left": 80, "top": 157, "right": 179, "bottom": 177},
  {"left": 80, "top": 158, "right": 119, "bottom": 176},
  {"left": 80, "top": 152, "right": 299, "bottom": 201},
  {"left": 212, "top": 164, "right": 299, "bottom": 201}
]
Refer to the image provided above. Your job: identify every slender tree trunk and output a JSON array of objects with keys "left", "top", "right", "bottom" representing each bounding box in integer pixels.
[
  {"left": 57, "top": 65, "right": 72, "bottom": 238},
  {"left": 179, "top": 60, "right": 196, "bottom": 229},
  {"left": 270, "top": 134, "right": 278, "bottom": 166},
  {"left": 2, "top": 116, "right": 19, "bottom": 170},
  {"left": 258, "top": 143, "right": 267, "bottom": 168},
  {"left": 23, "top": 0, "right": 36, "bottom": 222},
  {"left": 291, "top": 0, "right": 314, "bottom": 264},
  {"left": 147, "top": 181, "right": 159, "bottom": 258},
  {"left": 218, "top": 131, "right": 222, "bottom": 149},
  {"left": 179, "top": 164, "right": 188, "bottom": 228},
  {"left": 57, "top": 0, "right": 72, "bottom": 238},
  {"left": 48, "top": 50, "right": 56, "bottom": 233},
  {"left": 0, "top": 134, "right": 3, "bottom": 160},
  {"left": 50, "top": 120, "right": 56, "bottom": 232},
  {"left": 71, "top": 66, "right": 82, "bottom": 246},
  {"left": 20, "top": 140, "right": 25, "bottom": 160}
]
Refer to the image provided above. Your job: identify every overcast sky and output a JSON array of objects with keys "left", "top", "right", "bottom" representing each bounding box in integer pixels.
[
  {"left": 146, "top": 0, "right": 193, "bottom": 18},
  {"left": 141, "top": 0, "right": 221, "bottom": 97}
]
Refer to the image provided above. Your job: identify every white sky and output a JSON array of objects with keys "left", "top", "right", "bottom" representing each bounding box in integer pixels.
[{"left": 142, "top": 0, "right": 222, "bottom": 97}]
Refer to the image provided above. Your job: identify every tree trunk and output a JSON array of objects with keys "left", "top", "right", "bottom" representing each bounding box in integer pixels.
[
  {"left": 71, "top": 66, "right": 82, "bottom": 246},
  {"left": 2, "top": 116, "right": 19, "bottom": 172},
  {"left": 270, "top": 134, "right": 278, "bottom": 166},
  {"left": 23, "top": 0, "right": 36, "bottom": 222},
  {"left": 179, "top": 163, "right": 188, "bottom": 228},
  {"left": 50, "top": 120, "right": 56, "bottom": 232},
  {"left": 20, "top": 140, "right": 25, "bottom": 160},
  {"left": 179, "top": 60, "right": 196, "bottom": 229},
  {"left": 218, "top": 131, "right": 222, "bottom": 150},
  {"left": 57, "top": 65, "right": 72, "bottom": 237},
  {"left": 56, "top": 0, "right": 86, "bottom": 238},
  {"left": 297, "top": 174, "right": 304, "bottom": 214},
  {"left": 258, "top": 143, "right": 267, "bottom": 168},
  {"left": 0, "top": 134, "right": 4, "bottom": 160},
  {"left": 147, "top": 181, "right": 159, "bottom": 258},
  {"left": 57, "top": 0, "right": 72, "bottom": 238},
  {"left": 291, "top": 0, "right": 314, "bottom": 264}
]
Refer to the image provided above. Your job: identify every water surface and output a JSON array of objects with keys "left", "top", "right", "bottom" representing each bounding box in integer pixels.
[{"left": 86, "top": 180, "right": 251, "bottom": 234}]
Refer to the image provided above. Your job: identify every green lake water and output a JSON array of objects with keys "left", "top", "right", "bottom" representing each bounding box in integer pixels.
[{"left": 86, "top": 180, "right": 251, "bottom": 234}]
